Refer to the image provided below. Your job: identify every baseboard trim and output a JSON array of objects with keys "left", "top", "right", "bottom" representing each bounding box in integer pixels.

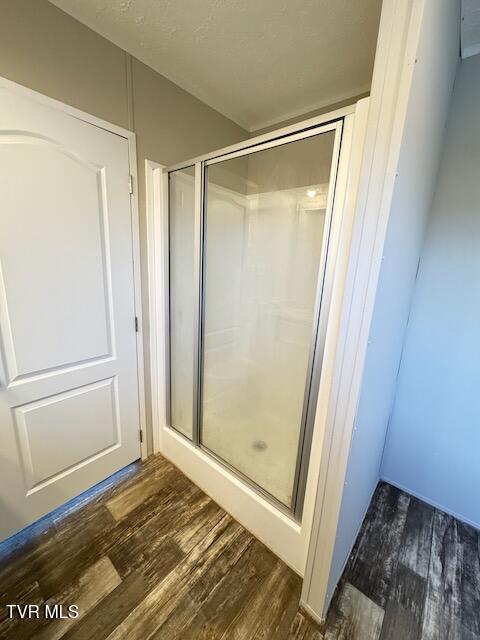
[
  {"left": 300, "top": 601, "right": 324, "bottom": 626},
  {"left": 322, "top": 479, "right": 379, "bottom": 615},
  {"left": 380, "top": 476, "right": 480, "bottom": 531}
]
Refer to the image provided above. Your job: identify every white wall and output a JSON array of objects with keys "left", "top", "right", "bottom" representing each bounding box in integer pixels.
[
  {"left": 381, "top": 54, "right": 480, "bottom": 528},
  {"left": 324, "top": 0, "right": 460, "bottom": 608}
]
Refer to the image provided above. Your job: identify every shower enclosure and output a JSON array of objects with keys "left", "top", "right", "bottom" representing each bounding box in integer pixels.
[{"left": 165, "top": 116, "right": 346, "bottom": 520}]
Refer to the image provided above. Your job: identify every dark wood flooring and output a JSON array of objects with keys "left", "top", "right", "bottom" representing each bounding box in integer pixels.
[
  {"left": 1, "top": 459, "right": 478, "bottom": 639},
  {"left": 325, "top": 481, "right": 480, "bottom": 640},
  {"left": 0, "top": 454, "right": 322, "bottom": 640}
]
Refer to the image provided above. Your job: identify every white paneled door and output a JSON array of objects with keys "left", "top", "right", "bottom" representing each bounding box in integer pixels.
[{"left": 0, "top": 86, "right": 141, "bottom": 541}]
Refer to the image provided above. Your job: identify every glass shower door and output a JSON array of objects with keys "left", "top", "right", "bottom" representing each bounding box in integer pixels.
[
  {"left": 168, "top": 166, "right": 196, "bottom": 439},
  {"left": 200, "top": 129, "right": 339, "bottom": 510}
]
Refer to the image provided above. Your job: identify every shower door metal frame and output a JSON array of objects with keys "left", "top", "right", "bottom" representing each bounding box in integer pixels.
[
  {"left": 165, "top": 116, "right": 346, "bottom": 520},
  {"left": 192, "top": 162, "right": 204, "bottom": 446}
]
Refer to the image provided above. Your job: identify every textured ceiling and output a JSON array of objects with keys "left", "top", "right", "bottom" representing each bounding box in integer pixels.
[{"left": 48, "top": 0, "right": 382, "bottom": 131}]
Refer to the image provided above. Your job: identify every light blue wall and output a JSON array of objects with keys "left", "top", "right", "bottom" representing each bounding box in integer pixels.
[
  {"left": 381, "top": 54, "right": 480, "bottom": 529},
  {"left": 324, "top": 0, "right": 460, "bottom": 609}
]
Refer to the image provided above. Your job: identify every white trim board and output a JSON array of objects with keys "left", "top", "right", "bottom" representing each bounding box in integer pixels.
[
  {"left": 0, "top": 75, "right": 148, "bottom": 461},
  {"left": 145, "top": 159, "right": 167, "bottom": 455},
  {"left": 128, "top": 137, "right": 148, "bottom": 461},
  {"left": 301, "top": 0, "right": 415, "bottom": 619}
]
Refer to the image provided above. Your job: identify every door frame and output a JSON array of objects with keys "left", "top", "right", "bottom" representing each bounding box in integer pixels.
[
  {"left": 146, "top": 159, "right": 166, "bottom": 455},
  {"left": 0, "top": 75, "right": 148, "bottom": 460}
]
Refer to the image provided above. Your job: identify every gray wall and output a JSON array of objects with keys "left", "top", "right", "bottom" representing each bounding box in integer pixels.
[
  {"left": 0, "top": 0, "right": 248, "bottom": 451},
  {"left": 381, "top": 54, "right": 480, "bottom": 528},
  {"left": 250, "top": 93, "right": 370, "bottom": 137},
  {"left": 325, "top": 0, "right": 460, "bottom": 607}
]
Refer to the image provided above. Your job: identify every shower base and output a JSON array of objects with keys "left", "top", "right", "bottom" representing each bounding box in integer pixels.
[{"left": 202, "top": 409, "right": 300, "bottom": 507}]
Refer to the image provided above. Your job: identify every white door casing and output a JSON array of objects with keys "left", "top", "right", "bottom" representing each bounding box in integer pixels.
[{"left": 0, "top": 83, "right": 142, "bottom": 541}]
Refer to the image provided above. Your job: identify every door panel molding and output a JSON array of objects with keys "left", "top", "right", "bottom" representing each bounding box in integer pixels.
[
  {"left": 0, "top": 146, "right": 115, "bottom": 384},
  {"left": 13, "top": 377, "right": 121, "bottom": 493}
]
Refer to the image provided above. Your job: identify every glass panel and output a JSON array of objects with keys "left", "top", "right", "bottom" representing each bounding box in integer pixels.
[
  {"left": 201, "top": 132, "right": 336, "bottom": 507},
  {"left": 169, "top": 166, "right": 196, "bottom": 439}
]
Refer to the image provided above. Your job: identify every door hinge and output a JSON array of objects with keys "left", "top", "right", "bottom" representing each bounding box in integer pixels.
[
  {"left": 135, "top": 316, "right": 139, "bottom": 332},
  {"left": 139, "top": 430, "right": 143, "bottom": 443},
  {"left": 129, "top": 174, "right": 134, "bottom": 195}
]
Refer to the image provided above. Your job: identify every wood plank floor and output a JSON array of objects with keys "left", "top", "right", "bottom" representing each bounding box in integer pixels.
[
  {"left": 325, "top": 481, "right": 480, "bottom": 640},
  {"left": 1, "top": 459, "right": 478, "bottom": 639},
  {"left": 0, "top": 454, "right": 322, "bottom": 640}
]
